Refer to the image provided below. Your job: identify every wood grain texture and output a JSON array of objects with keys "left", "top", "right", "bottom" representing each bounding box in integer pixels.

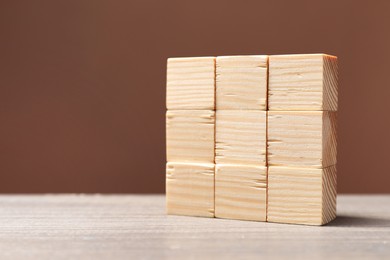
[
  {"left": 166, "top": 162, "right": 214, "bottom": 217},
  {"left": 268, "top": 111, "right": 337, "bottom": 167},
  {"left": 166, "top": 110, "right": 215, "bottom": 163},
  {"left": 267, "top": 165, "right": 337, "bottom": 225},
  {"left": 323, "top": 111, "right": 338, "bottom": 168},
  {"left": 322, "top": 165, "right": 337, "bottom": 224},
  {"left": 167, "top": 57, "right": 215, "bottom": 110},
  {"left": 215, "top": 164, "right": 267, "bottom": 221},
  {"left": 323, "top": 55, "right": 338, "bottom": 111},
  {"left": 215, "top": 110, "right": 266, "bottom": 165},
  {"left": 0, "top": 195, "right": 389, "bottom": 259},
  {"left": 216, "top": 55, "right": 268, "bottom": 110},
  {"left": 268, "top": 54, "right": 338, "bottom": 111}
]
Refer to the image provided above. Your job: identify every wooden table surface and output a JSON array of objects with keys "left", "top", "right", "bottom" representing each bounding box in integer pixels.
[{"left": 0, "top": 195, "right": 389, "bottom": 259}]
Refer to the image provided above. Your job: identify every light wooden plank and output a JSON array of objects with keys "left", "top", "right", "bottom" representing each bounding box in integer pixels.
[
  {"left": 166, "top": 110, "right": 215, "bottom": 163},
  {"left": 167, "top": 57, "right": 215, "bottom": 110},
  {"left": 215, "top": 164, "right": 267, "bottom": 221},
  {"left": 269, "top": 54, "right": 338, "bottom": 111},
  {"left": 268, "top": 111, "right": 337, "bottom": 167},
  {"left": 267, "top": 165, "right": 337, "bottom": 225},
  {"left": 216, "top": 55, "right": 268, "bottom": 110},
  {"left": 215, "top": 110, "right": 266, "bottom": 165},
  {"left": 166, "top": 162, "right": 215, "bottom": 218},
  {"left": 1, "top": 195, "right": 390, "bottom": 259}
]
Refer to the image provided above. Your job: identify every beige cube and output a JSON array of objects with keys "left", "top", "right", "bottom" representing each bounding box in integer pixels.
[
  {"left": 216, "top": 110, "right": 267, "bottom": 165},
  {"left": 166, "top": 110, "right": 215, "bottom": 163},
  {"left": 269, "top": 54, "right": 338, "bottom": 111},
  {"left": 267, "top": 165, "right": 337, "bottom": 225},
  {"left": 215, "top": 164, "right": 267, "bottom": 221},
  {"left": 167, "top": 57, "right": 215, "bottom": 110},
  {"left": 166, "top": 162, "right": 214, "bottom": 217},
  {"left": 268, "top": 111, "right": 337, "bottom": 168},
  {"left": 216, "top": 55, "right": 268, "bottom": 110}
]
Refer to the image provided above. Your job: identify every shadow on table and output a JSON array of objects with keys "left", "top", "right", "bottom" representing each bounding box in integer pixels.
[{"left": 328, "top": 215, "right": 390, "bottom": 227}]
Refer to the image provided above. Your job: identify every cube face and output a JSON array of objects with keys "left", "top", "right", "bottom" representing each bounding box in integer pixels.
[
  {"left": 323, "top": 55, "right": 338, "bottom": 111},
  {"left": 166, "top": 162, "right": 214, "bottom": 217},
  {"left": 216, "top": 110, "right": 267, "bottom": 165},
  {"left": 322, "top": 165, "right": 337, "bottom": 224},
  {"left": 167, "top": 57, "right": 215, "bottom": 110},
  {"left": 216, "top": 56, "right": 268, "bottom": 110},
  {"left": 269, "top": 54, "right": 338, "bottom": 111},
  {"left": 268, "top": 111, "right": 337, "bottom": 168},
  {"left": 322, "top": 111, "right": 338, "bottom": 167},
  {"left": 267, "top": 165, "right": 336, "bottom": 225},
  {"left": 215, "top": 164, "right": 267, "bottom": 221},
  {"left": 166, "top": 110, "right": 215, "bottom": 163}
]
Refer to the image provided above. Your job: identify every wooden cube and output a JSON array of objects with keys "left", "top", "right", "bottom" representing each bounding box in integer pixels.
[
  {"left": 167, "top": 57, "right": 215, "bottom": 110},
  {"left": 269, "top": 54, "right": 338, "bottom": 111},
  {"left": 215, "top": 110, "right": 266, "bottom": 165},
  {"left": 267, "top": 165, "right": 337, "bottom": 225},
  {"left": 216, "top": 55, "right": 268, "bottom": 110},
  {"left": 268, "top": 111, "right": 337, "bottom": 167},
  {"left": 215, "top": 164, "right": 267, "bottom": 221},
  {"left": 166, "top": 162, "right": 214, "bottom": 217},
  {"left": 166, "top": 110, "right": 215, "bottom": 163}
]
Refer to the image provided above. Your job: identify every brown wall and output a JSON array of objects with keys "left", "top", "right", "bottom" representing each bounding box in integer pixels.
[{"left": 0, "top": 0, "right": 389, "bottom": 193}]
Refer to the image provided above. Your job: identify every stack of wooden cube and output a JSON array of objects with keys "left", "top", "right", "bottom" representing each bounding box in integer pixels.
[{"left": 166, "top": 54, "right": 338, "bottom": 225}]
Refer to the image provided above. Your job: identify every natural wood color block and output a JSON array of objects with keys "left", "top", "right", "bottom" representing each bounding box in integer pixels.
[
  {"left": 167, "top": 57, "right": 215, "bottom": 110},
  {"left": 166, "top": 162, "right": 214, "bottom": 218},
  {"left": 268, "top": 111, "right": 337, "bottom": 167},
  {"left": 215, "top": 164, "right": 267, "bottom": 221},
  {"left": 267, "top": 165, "right": 337, "bottom": 225},
  {"left": 216, "top": 55, "right": 268, "bottom": 110},
  {"left": 215, "top": 110, "right": 266, "bottom": 165},
  {"left": 269, "top": 54, "right": 338, "bottom": 111},
  {"left": 166, "top": 110, "right": 215, "bottom": 163}
]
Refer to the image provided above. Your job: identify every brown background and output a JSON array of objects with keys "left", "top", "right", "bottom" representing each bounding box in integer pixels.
[{"left": 0, "top": 0, "right": 389, "bottom": 193}]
